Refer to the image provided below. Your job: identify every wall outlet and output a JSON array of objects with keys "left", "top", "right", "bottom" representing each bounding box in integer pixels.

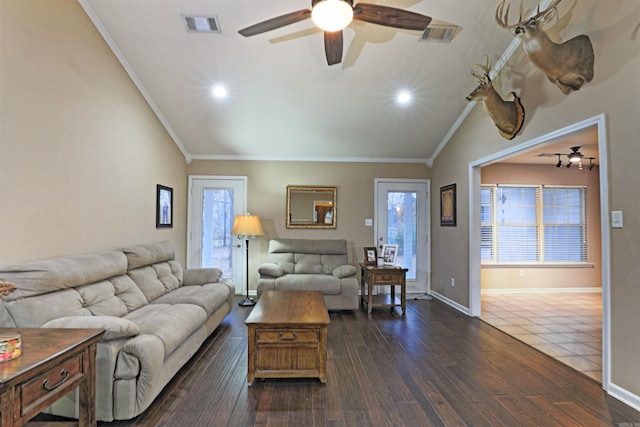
[
  {"left": 519, "top": 269, "right": 525, "bottom": 278},
  {"left": 365, "top": 218, "right": 373, "bottom": 227},
  {"left": 450, "top": 278, "right": 455, "bottom": 287}
]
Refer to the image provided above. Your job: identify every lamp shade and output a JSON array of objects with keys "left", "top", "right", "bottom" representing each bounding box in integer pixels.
[
  {"left": 231, "top": 214, "right": 264, "bottom": 238},
  {"left": 312, "top": 0, "right": 353, "bottom": 32}
]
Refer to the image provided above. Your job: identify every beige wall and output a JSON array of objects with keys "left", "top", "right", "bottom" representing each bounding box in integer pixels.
[
  {"left": 187, "top": 160, "right": 430, "bottom": 290},
  {"left": 481, "top": 163, "right": 601, "bottom": 290},
  {"left": 431, "top": 0, "right": 640, "bottom": 399},
  {"left": 0, "top": 0, "right": 188, "bottom": 266}
]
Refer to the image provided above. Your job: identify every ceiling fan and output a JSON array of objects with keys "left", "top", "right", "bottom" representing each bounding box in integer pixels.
[
  {"left": 553, "top": 146, "right": 596, "bottom": 170},
  {"left": 238, "top": 0, "right": 432, "bottom": 65}
]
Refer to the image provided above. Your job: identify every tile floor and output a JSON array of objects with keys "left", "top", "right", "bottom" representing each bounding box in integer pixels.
[{"left": 481, "top": 292, "right": 602, "bottom": 382}]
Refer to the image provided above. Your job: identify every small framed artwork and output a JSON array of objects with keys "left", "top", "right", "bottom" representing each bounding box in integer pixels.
[
  {"left": 440, "top": 183, "right": 456, "bottom": 227},
  {"left": 382, "top": 244, "right": 398, "bottom": 266},
  {"left": 363, "top": 247, "right": 378, "bottom": 265},
  {"left": 156, "top": 184, "right": 173, "bottom": 228}
]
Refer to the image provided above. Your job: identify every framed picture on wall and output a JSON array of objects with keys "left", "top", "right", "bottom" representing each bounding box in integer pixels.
[
  {"left": 382, "top": 244, "right": 398, "bottom": 266},
  {"left": 440, "top": 183, "right": 456, "bottom": 227},
  {"left": 156, "top": 184, "right": 173, "bottom": 228}
]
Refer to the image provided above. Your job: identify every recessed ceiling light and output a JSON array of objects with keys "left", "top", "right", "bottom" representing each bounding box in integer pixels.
[
  {"left": 396, "top": 91, "right": 411, "bottom": 104},
  {"left": 212, "top": 85, "right": 228, "bottom": 99}
]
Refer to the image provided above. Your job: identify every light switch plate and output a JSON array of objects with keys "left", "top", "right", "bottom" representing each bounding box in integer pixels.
[
  {"left": 365, "top": 218, "right": 373, "bottom": 227},
  {"left": 611, "top": 211, "right": 623, "bottom": 228}
]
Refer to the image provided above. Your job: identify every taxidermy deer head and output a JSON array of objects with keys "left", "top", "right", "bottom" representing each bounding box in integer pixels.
[
  {"left": 495, "top": 0, "right": 594, "bottom": 94},
  {"left": 466, "top": 57, "right": 525, "bottom": 140}
]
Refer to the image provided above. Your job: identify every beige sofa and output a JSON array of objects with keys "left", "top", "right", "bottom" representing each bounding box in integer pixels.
[
  {"left": 257, "top": 239, "right": 359, "bottom": 310},
  {"left": 0, "top": 240, "right": 233, "bottom": 422}
]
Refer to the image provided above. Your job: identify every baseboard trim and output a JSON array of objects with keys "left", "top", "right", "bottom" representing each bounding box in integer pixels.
[
  {"left": 481, "top": 287, "right": 602, "bottom": 295},
  {"left": 430, "top": 291, "right": 471, "bottom": 316},
  {"left": 608, "top": 382, "right": 640, "bottom": 413}
]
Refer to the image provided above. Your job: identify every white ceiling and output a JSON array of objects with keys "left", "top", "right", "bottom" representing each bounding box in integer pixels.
[{"left": 79, "top": 0, "right": 594, "bottom": 164}]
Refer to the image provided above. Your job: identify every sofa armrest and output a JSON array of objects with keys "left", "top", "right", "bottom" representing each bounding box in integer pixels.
[
  {"left": 258, "top": 263, "right": 284, "bottom": 278},
  {"left": 183, "top": 268, "right": 222, "bottom": 286},
  {"left": 332, "top": 264, "right": 357, "bottom": 278},
  {"left": 41, "top": 316, "right": 140, "bottom": 341}
]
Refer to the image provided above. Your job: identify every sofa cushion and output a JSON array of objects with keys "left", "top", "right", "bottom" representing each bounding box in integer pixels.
[
  {"left": 333, "top": 265, "right": 357, "bottom": 278},
  {"left": 0, "top": 250, "right": 127, "bottom": 302},
  {"left": 321, "top": 254, "right": 350, "bottom": 273},
  {"left": 77, "top": 281, "right": 128, "bottom": 317},
  {"left": 42, "top": 316, "right": 140, "bottom": 341},
  {"left": 268, "top": 253, "right": 295, "bottom": 274},
  {"left": 4, "top": 289, "right": 89, "bottom": 327},
  {"left": 257, "top": 263, "right": 283, "bottom": 278},
  {"left": 121, "top": 241, "right": 175, "bottom": 270},
  {"left": 268, "top": 239, "right": 347, "bottom": 255},
  {"left": 294, "top": 254, "right": 324, "bottom": 274},
  {"left": 150, "top": 283, "right": 230, "bottom": 317},
  {"left": 110, "top": 275, "right": 147, "bottom": 312},
  {"left": 123, "top": 303, "right": 207, "bottom": 357},
  {"left": 275, "top": 274, "right": 341, "bottom": 295},
  {"left": 127, "top": 267, "right": 164, "bottom": 302},
  {"left": 152, "top": 262, "right": 181, "bottom": 293},
  {"left": 183, "top": 268, "right": 222, "bottom": 286},
  {"left": 264, "top": 239, "right": 350, "bottom": 274}
]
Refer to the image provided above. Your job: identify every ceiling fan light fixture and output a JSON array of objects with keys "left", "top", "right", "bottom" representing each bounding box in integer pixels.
[
  {"left": 567, "top": 146, "right": 583, "bottom": 163},
  {"left": 568, "top": 153, "right": 582, "bottom": 163},
  {"left": 312, "top": 0, "right": 353, "bottom": 32}
]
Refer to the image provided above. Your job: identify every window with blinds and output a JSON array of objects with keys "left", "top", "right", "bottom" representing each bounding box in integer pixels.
[{"left": 481, "top": 185, "right": 587, "bottom": 264}]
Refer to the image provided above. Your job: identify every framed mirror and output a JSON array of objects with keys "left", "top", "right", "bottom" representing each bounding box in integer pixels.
[{"left": 286, "top": 186, "right": 337, "bottom": 229}]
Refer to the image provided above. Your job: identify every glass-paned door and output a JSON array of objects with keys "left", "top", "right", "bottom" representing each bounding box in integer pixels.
[
  {"left": 188, "top": 176, "right": 247, "bottom": 294},
  {"left": 375, "top": 179, "right": 430, "bottom": 294}
]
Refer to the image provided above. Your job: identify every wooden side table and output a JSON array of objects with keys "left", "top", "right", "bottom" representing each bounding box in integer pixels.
[
  {"left": 0, "top": 328, "right": 104, "bottom": 427},
  {"left": 360, "top": 263, "right": 408, "bottom": 315}
]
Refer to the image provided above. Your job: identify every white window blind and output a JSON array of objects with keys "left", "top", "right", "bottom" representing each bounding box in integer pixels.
[
  {"left": 480, "top": 186, "right": 494, "bottom": 262},
  {"left": 481, "top": 185, "right": 587, "bottom": 264},
  {"left": 543, "top": 187, "right": 587, "bottom": 262}
]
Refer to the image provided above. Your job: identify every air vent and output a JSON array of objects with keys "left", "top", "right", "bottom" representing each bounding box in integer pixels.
[
  {"left": 183, "top": 15, "right": 221, "bottom": 33},
  {"left": 420, "top": 25, "right": 457, "bottom": 43}
]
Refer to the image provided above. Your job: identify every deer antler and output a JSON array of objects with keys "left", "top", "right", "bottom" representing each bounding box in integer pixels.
[
  {"left": 496, "top": 0, "right": 562, "bottom": 29},
  {"left": 471, "top": 56, "right": 492, "bottom": 82}
]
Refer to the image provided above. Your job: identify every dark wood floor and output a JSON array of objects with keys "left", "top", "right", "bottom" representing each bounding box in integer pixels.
[{"left": 40, "top": 297, "right": 640, "bottom": 426}]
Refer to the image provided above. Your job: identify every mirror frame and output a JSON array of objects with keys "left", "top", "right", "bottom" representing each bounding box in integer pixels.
[{"left": 286, "top": 185, "right": 337, "bottom": 229}]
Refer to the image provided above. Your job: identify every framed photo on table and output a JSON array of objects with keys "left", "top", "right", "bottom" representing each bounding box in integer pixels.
[
  {"left": 156, "top": 184, "right": 173, "bottom": 228},
  {"left": 382, "top": 244, "right": 398, "bottom": 266},
  {"left": 363, "top": 247, "right": 378, "bottom": 265},
  {"left": 440, "top": 183, "right": 456, "bottom": 227}
]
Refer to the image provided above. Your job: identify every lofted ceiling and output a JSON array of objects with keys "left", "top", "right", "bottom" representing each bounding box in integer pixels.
[{"left": 79, "top": 0, "right": 594, "bottom": 164}]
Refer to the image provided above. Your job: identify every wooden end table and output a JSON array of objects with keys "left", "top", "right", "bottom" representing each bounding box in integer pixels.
[
  {"left": 360, "top": 263, "right": 408, "bottom": 315},
  {"left": 0, "top": 328, "right": 104, "bottom": 427},
  {"left": 245, "top": 290, "right": 330, "bottom": 385}
]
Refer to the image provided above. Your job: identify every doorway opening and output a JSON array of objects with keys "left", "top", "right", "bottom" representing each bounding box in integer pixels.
[{"left": 468, "top": 114, "right": 610, "bottom": 388}]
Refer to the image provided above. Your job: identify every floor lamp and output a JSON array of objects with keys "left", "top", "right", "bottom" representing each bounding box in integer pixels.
[{"left": 231, "top": 213, "right": 264, "bottom": 307}]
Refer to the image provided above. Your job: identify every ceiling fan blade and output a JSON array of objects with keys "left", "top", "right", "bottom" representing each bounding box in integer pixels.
[
  {"left": 324, "top": 31, "right": 343, "bottom": 65},
  {"left": 353, "top": 3, "right": 432, "bottom": 31},
  {"left": 238, "top": 9, "right": 311, "bottom": 37}
]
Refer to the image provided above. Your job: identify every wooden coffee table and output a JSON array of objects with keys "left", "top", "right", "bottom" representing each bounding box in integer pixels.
[{"left": 245, "top": 290, "right": 330, "bottom": 384}]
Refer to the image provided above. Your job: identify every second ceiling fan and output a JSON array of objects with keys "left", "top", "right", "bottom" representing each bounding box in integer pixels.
[{"left": 238, "top": 0, "right": 432, "bottom": 65}]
